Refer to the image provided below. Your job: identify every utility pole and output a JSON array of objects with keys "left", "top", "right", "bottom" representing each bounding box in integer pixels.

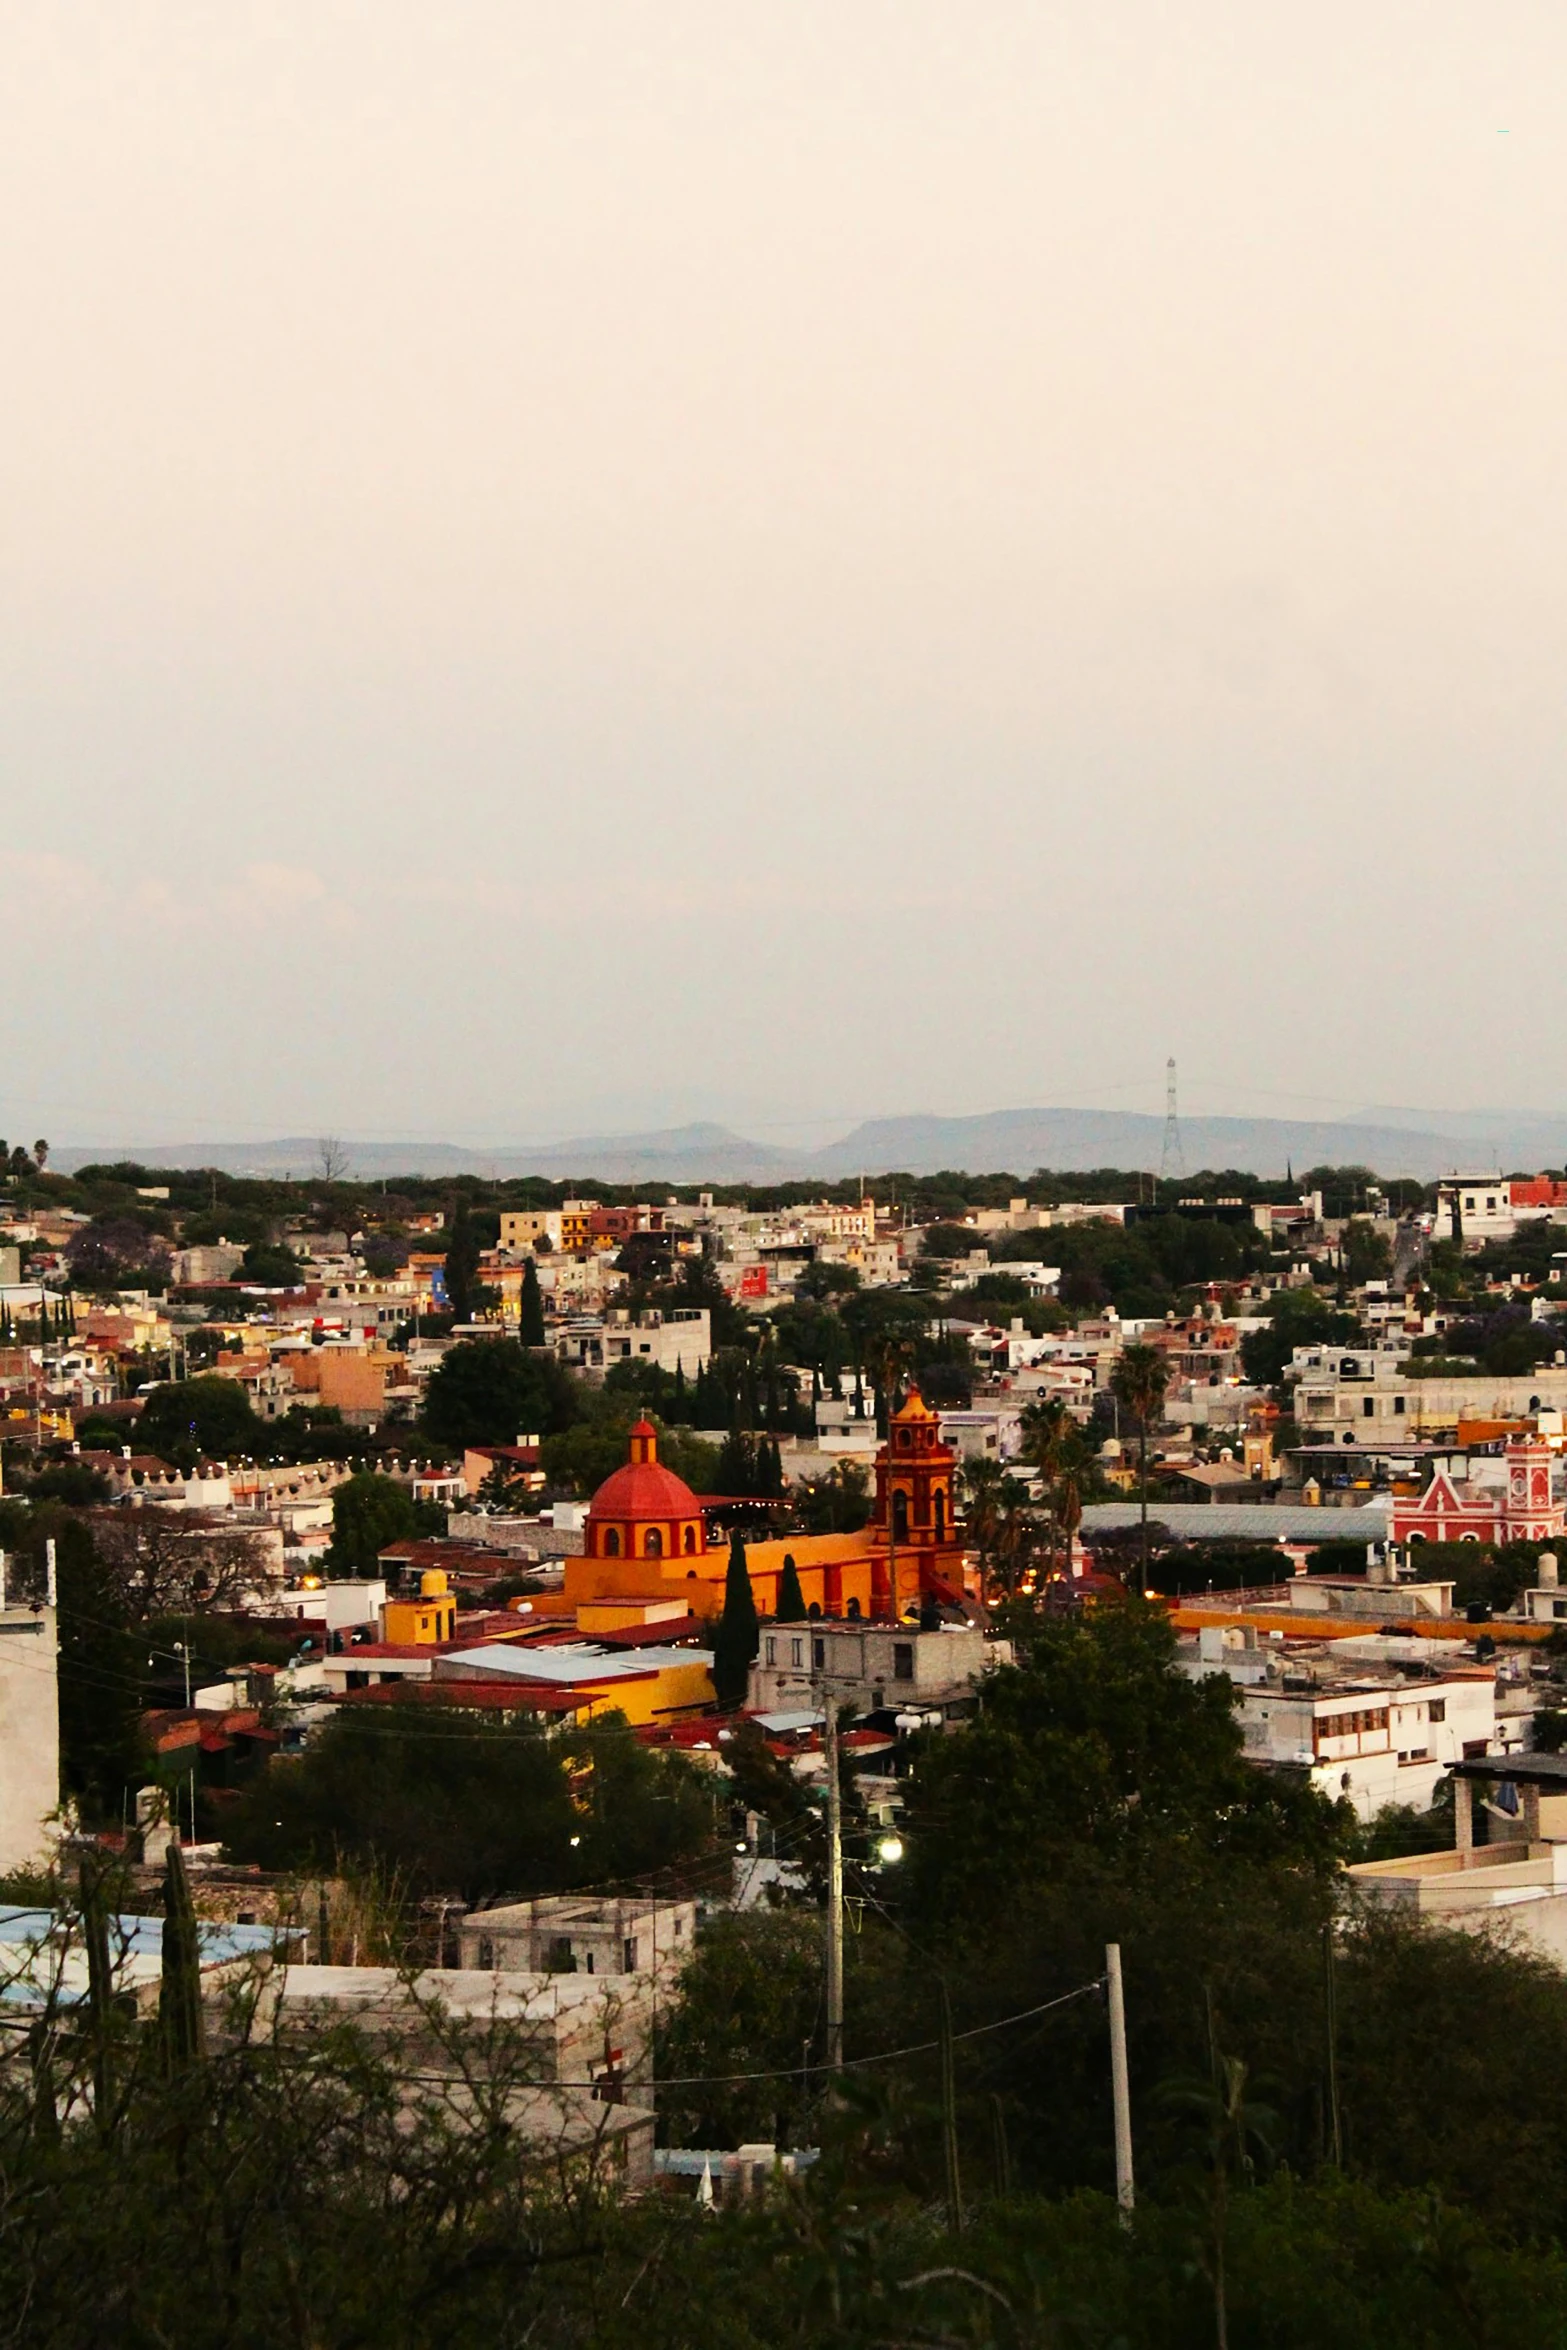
[
  {"left": 1106, "top": 1943, "right": 1134, "bottom": 2224},
  {"left": 824, "top": 1692, "right": 844, "bottom": 2070},
  {"left": 1323, "top": 1924, "right": 1343, "bottom": 2168}
]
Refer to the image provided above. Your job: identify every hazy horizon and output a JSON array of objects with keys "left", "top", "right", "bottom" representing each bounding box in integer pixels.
[{"left": 5, "top": 4, "right": 1564, "bottom": 1146}]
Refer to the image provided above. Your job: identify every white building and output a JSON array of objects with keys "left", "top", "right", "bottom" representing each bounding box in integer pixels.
[
  {"left": 1237, "top": 1662, "right": 1494, "bottom": 1821},
  {"left": 749, "top": 1620, "right": 1004, "bottom": 1724},
  {"left": 1349, "top": 1753, "right": 1567, "bottom": 1964},
  {"left": 0, "top": 1591, "right": 58, "bottom": 1872},
  {"left": 457, "top": 1894, "right": 694, "bottom": 1984},
  {"left": 555, "top": 1308, "right": 711, "bottom": 1380}
]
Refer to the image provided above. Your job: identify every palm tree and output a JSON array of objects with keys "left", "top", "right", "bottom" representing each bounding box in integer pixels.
[
  {"left": 1020, "top": 1396, "right": 1080, "bottom": 1583},
  {"left": 1053, "top": 1469, "right": 1083, "bottom": 1581},
  {"left": 959, "top": 1459, "right": 1034, "bottom": 1600},
  {"left": 1110, "top": 1342, "right": 1170, "bottom": 1593}
]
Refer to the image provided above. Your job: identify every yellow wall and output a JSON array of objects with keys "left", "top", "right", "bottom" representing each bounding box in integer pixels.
[
  {"left": 383, "top": 1595, "right": 457, "bottom": 1644},
  {"left": 564, "top": 1530, "right": 886, "bottom": 1623},
  {"left": 573, "top": 1654, "right": 715, "bottom": 1722}
]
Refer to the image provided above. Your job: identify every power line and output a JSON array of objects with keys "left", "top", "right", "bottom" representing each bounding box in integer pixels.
[{"left": 398, "top": 1977, "right": 1109, "bottom": 2096}]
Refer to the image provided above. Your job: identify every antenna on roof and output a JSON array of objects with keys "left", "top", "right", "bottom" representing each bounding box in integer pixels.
[{"left": 1159, "top": 1058, "right": 1185, "bottom": 1186}]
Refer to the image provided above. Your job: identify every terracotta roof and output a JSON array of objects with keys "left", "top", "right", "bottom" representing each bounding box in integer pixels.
[
  {"left": 593, "top": 1614, "right": 706, "bottom": 1647},
  {"left": 589, "top": 1457, "right": 701, "bottom": 1522},
  {"left": 339, "top": 1679, "right": 585, "bottom": 1713}
]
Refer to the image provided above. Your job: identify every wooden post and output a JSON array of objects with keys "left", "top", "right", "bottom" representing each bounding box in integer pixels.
[{"left": 1454, "top": 1773, "right": 1474, "bottom": 1860}]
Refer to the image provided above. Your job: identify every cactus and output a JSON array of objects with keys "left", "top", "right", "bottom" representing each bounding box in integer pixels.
[{"left": 158, "top": 1840, "right": 206, "bottom": 2073}]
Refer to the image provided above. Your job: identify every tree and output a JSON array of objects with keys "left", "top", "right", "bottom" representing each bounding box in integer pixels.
[
  {"left": 330, "top": 1472, "right": 421, "bottom": 1573},
  {"left": 220, "top": 1703, "right": 712, "bottom": 1906},
  {"left": 654, "top": 1909, "right": 829, "bottom": 2151},
  {"left": 421, "top": 1337, "right": 578, "bottom": 1450},
  {"left": 236, "top": 1240, "right": 300, "bottom": 1287},
  {"left": 519, "top": 1257, "right": 546, "bottom": 1346},
  {"left": 316, "top": 1136, "right": 350, "bottom": 1181},
  {"left": 712, "top": 1530, "right": 759, "bottom": 1710},
  {"left": 775, "top": 1553, "right": 807, "bottom": 1622},
  {"left": 1342, "top": 1217, "right": 1392, "bottom": 1286},
  {"left": 795, "top": 1460, "right": 871, "bottom": 1533},
  {"left": 91, "top": 1508, "right": 270, "bottom": 1621},
  {"left": 67, "top": 1218, "right": 172, "bottom": 1294},
  {"left": 442, "top": 1196, "right": 482, "bottom": 1323},
  {"left": 1240, "top": 1289, "right": 1358, "bottom": 1389},
  {"left": 51, "top": 1512, "right": 144, "bottom": 1822},
  {"left": 136, "top": 1376, "right": 258, "bottom": 1464},
  {"left": 1110, "top": 1343, "right": 1170, "bottom": 1592}
]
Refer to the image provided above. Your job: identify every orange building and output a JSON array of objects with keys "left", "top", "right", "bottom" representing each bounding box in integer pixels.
[{"left": 562, "top": 1394, "right": 970, "bottom": 1626}]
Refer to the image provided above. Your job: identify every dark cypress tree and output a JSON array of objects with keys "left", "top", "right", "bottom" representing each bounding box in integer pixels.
[
  {"left": 159, "top": 1840, "right": 207, "bottom": 2074},
  {"left": 775, "top": 1552, "right": 807, "bottom": 1622},
  {"left": 671, "top": 1360, "right": 688, "bottom": 1423},
  {"left": 714, "top": 1427, "right": 756, "bottom": 1497},
  {"left": 711, "top": 1530, "right": 759, "bottom": 1710},
  {"left": 518, "top": 1257, "right": 546, "bottom": 1346},
  {"left": 444, "top": 1197, "right": 481, "bottom": 1323}
]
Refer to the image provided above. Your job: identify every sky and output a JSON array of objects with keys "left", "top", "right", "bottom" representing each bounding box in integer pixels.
[{"left": 3, "top": 3, "right": 1565, "bottom": 1151}]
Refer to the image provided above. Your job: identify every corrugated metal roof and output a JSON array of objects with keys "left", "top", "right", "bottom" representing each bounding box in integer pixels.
[{"left": 1082, "top": 1501, "right": 1388, "bottom": 1541}]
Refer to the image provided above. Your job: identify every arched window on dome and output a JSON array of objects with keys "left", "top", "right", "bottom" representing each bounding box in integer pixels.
[
  {"left": 682, "top": 1524, "right": 697, "bottom": 1554},
  {"left": 644, "top": 1526, "right": 663, "bottom": 1558},
  {"left": 603, "top": 1528, "right": 620, "bottom": 1557}
]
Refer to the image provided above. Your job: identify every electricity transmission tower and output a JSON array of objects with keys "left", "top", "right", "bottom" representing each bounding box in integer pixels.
[{"left": 1158, "top": 1057, "right": 1185, "bottom": 1185}]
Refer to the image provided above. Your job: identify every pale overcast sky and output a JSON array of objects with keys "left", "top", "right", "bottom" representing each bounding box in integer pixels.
[{"left": 2, "top": 3, "right": 1564, "bottom": 1148}]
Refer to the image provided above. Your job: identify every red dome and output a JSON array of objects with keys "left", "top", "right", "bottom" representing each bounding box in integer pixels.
[
  {"left": 590, "top": 1458, "right": 701, "bottom": 1521},
  {"left": 587, "top": 1419, "right": 701, "bottom": 1525}
]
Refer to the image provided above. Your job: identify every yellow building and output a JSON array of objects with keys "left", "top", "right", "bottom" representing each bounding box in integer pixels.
[
  {"left": 383, "top": 1569, "right": 458, "bottom": 1646},
  {"left": 564, "top": 1397, "right": 970, "bottom": 1627}
]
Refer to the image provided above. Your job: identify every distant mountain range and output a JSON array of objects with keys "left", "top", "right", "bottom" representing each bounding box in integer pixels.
[{"left": 49, "top": 1105, "right": 1567, "bottom": 1185}]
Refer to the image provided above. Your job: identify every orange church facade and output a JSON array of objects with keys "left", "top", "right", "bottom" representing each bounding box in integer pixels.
[{"left": 562, "top": 1392, "right": 972, "bottom": 1626}]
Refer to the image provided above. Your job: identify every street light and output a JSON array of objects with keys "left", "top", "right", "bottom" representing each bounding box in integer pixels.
[{"left": 876, "top": 1834, "right": 904, "bottom": 1865}]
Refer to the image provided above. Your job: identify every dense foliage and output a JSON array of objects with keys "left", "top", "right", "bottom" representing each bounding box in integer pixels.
[{"left": 220, "top": 1706, "right": 718, "bottom": 1905}]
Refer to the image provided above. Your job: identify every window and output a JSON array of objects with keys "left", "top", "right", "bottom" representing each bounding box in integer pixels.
[
  {"left": 893, "top": 1490, "right": 910, "bottom": 1541},
  {"left": 604, "top": 1528, "right": 620, "bottom": 1557},
  {"left": 790, "top": 1638, "right": 804, "bottom": 1668},
  {"left": 764, "top": 1637, "right": 777, "bottom": 1665},
  {"left": 644, "top": 1527, "right": 663, "bottom": 1557},
  {"left": 623, "top": 1937, "right": 639, "bottom": 1971},
  {"left": 477, "top": 1936, "right": 495, "bottom": 1969},
  {"left": 893, "top": 1643, "right": 915, "bottom": 1682},
  {"left": 935, "top": 1492, "right": 946, "bottom": 1539},
  {"left": 1363, "top": 1397, "right": 1375, "bottom": 1418},
  {"left": 683, "top": 1525, "right": 697, "bottom": 1553},
  {"left": 1428, "top": 1700, "right": 1446, "bottom": 1723},
  {"left": 812, "top": 1637, "right": 826, "bottom": 1669},
  {"left": 1394, "top": 1396, "right": 1406, "bottom": 1415}
]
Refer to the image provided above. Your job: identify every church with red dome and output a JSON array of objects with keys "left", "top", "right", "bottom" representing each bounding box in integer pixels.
[
  {"left": 581, "top": 1419, "right": 706, "bottom": 1565},
  {"left": 563, "top": 1392, "right": 971, "bottom": 1625}
]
